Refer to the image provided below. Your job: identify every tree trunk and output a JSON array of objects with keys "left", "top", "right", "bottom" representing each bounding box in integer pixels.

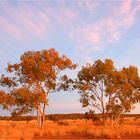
[
  {"left": 37, "top": 104, "right": 42, "bottom": 127},
  {"left": 110, "top": 114, "right": 114, "bottom": 126},
  {"left": 40, "top": 113, "right": 45, "bottom": 128},
  {"left": 102, "top": 112, "right": 107, "bottom": 125},
  {"left": 40, "top": 102, "right": 46, "bottom": 128}
]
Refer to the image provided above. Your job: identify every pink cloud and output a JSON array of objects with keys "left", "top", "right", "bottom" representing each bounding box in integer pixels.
[
  {"left": 77, "top": 0, "right": 98, "bottom": 13},
  {"left": 0, "top": 3, "right": 50, "bottom": 41},
  {"left": 52, "top": 8, "right": 79, "bottom": 30},
  {"left": 70, "top": 18, "right": 120, "bottom": 51},
  {"left": 0, "top": 16, "right": 25, "bottom": 41},
  {"left": 70, "top": 0, "right": 140, "bottom": 54},
  {"left": 70, "top": 26, "right": 99, "bottom": 45},
  {"left": 120, "top": 0, "right": 132, "bottom": 15},
  {"left": 0, "top": 2, "right": 79, "bottom": 41}
]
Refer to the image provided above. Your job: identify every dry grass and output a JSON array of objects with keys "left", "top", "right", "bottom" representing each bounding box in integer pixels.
[{"left": 0, "top": 118, "right": 140, "bottom": 139}]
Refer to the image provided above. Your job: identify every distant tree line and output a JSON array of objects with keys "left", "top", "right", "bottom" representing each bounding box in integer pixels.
[
  {"left": 0, "top": 48, "right": 140, "bottom": 127},
  {"left": 0, "top": 113, "right": 139, "bottom": 122}
]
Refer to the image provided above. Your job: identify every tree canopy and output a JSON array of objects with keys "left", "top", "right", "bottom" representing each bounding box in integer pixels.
[
  {"left": 0, "top": 48, "right": 77, "bottom": 127},
  {"left": 0, "top": 50, "right": 140, "bottom": 126},
  {"left": 76, "top": 59, "right": 140, "bottom": 121}
]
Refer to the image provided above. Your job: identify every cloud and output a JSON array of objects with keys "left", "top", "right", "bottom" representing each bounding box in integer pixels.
[
  {"left": 0, "top": 2, "right": 50, "bottom": 41},
  {"left": 69, "top": 0, "right": 140, "bottom": 62},
  {"left": 0, "top": 1, "right": 140, "bottom": 62},
  {"left": 120, "top": 0, "right": 132, "bottom": 15},
  {"left": 0, "top": 1, "right": 80, "bottom": 41},
  {"left": 0, "top": 16, "right": 24, "bottom": 41},
  {"left": 52, "top": 8, "right": 79, "bottom": 30},
  {"left": 76, "top": 0, "right": 98, "bottom": 14}
]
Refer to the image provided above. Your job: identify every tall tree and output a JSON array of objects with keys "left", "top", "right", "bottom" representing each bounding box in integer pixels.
[
  {"left": 76, "top": 59, "right": 140, "bottom": 124},
  {"left": 5, "top": 48, "right": 76, "bottom": 127}
]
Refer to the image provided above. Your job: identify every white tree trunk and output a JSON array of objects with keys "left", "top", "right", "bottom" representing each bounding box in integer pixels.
[{"left": 37, "top": 104, "right": 42, "bottom": 127}]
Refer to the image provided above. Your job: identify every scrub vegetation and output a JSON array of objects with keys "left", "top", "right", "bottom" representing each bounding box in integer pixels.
[{"left": 0, "top": 48, "right": 140, "bottom": 139}]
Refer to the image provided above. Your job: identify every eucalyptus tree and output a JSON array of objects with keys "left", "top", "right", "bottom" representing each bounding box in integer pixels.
[
  {"left": 76, "top": 59, "right": 140, "bottom": 124},
  {"left": 2, "top": 48, "right": 76, "bottom": 127}
]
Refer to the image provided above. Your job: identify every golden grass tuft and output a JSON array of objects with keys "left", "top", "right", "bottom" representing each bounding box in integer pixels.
[{"left": 0, "top": 118, "right": 139, "bottom": 139}]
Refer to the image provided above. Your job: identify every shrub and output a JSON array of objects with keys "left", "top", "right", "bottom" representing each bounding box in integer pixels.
[{"left": 57, "top": 121, "right": 69, "bottom": 126}]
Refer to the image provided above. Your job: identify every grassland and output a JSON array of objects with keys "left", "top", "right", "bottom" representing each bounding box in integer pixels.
[{"left": 0, "top": 117, "right": 140, "bottom": 140}]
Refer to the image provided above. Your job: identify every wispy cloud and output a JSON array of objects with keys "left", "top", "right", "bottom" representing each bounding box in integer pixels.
[
  {"left": 76, "top": 0, "right": 98, "bottom": 14},
  {"left": 0, "top": 2, "right": 50, "bottom": 41},
  {"left": 0, "top": 1, "right": 80, "bottom": 41},
  {"left": 120, "top": 0, "right": 132, "bottom": 15},
  {"left": 0, "top": 0, "right": 140, "bottom": 114},
  {"left": 0, "top": 16, "right": 24, "bottom": 41},
  {"left": 0, "top": 1, "right": 140, "bottom": 62},
  {"left": 70, "top": 0, "right": 140, "bottom": 59},
  {"left": 51, "top": 8, "right": 79, "bottom": 30}
]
